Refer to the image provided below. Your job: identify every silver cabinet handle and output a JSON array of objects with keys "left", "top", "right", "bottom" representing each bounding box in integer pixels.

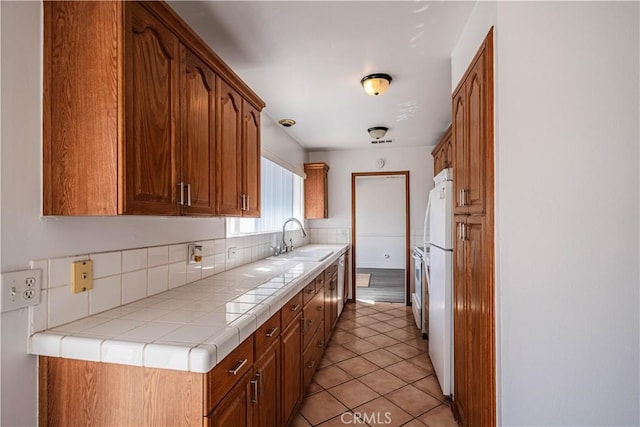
[
  {"left": 177, "top": 182, "right": 185, "bottom": 206},
  {"left": 250, "top": 378, "right": 258, "bottom": 403},
  {"left": 256, "top": 371, "right": 263, "bottom": 396},
  {"left": 461, "top": 223, "right": 467, "bottom": 241},
  {"left": 317, "top": 340, "right": 324, "bottom": 349},
  {"left": 457, "top": 223, "right": 461, "bottom": 241},
  {"left": 246, "top": 195, "right": 250, "bottom": 211},
  {"left": 290, "top": 303, "right": 301, "bottom": 312},
  {"left": 306, "top": 360, "right": 316, "bottom": 369},
  {"left": 228, "top": 358, "right": 248, "bottom": 375},
  {"left": 317, "top": 305, "right": 324, "bottom": 312},
  {"left": 186, "top": 183, "right": 191, "bottom": 206},
  {"left": 265, "top": 327, "right": 278, "bottom": 337},
  {"left": 306, "top": 319, "right": 314, "bottom": 328}
]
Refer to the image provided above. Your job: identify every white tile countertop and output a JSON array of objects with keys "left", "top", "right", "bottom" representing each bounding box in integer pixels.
[{"left": 29, "top": 244, "right": 348, "bottom": 373}]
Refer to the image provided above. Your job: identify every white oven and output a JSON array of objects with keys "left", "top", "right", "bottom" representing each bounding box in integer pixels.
[{"left": 411, "top": 247, "right": 424, "bottom": 329}]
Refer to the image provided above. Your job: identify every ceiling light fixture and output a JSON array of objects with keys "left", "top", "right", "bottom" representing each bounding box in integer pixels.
[
  {"left": 278, "top": 119, "right": 296, "bottom": 127},
  {"left": 360, "top": 73, "right": 392, "bottom": 96},
  {"left": 368, "top": 126, "right": 389, "bottom": 139}
]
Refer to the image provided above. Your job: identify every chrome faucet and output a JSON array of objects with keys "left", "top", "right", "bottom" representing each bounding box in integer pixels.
[{"left": 280, "top": 217, "right": 307, "bottom": 254}]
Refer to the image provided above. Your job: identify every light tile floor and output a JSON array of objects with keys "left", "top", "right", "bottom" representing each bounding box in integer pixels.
[{"left": 292, "top": 301, "right": 459, "bottom": 427}]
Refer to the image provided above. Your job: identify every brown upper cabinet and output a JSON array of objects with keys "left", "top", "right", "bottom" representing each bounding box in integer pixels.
[
  {"left": 452, "top": 37, "right": 492, "bottom": 216},
  {"left": 304, "top": 162, "right": 329, "bottom": 219},
  {"left": 431, "top": 125, "right": 453, "bottom": 175},
  {"left": 216, "top": 83, "right": 261, "bottom": 217},
  {"left": 43, "top": 1, "right": 264, "bottom": 216}
]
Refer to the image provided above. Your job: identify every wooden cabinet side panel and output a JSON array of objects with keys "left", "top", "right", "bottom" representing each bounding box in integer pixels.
[
  {"left": 39, "top": 357, "right": 203, "bottom": 426},
  {"left": 216, "top": 79, "right": 243, "bottom": 216},
  {"left": 123, "top": 2, "right": 180, "bottom": 215},
  {"left": 243, "top": 100, "right": 261, "bottom": 217},
  {"left": 43, "top": 1, "right": 120, "bottom": 215},
  {"left": 181, "top": 46, "right": 216, "bottom": 216}
]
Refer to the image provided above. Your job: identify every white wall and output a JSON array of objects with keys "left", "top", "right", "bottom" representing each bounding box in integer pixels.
[
  {"left": 308, "top": 145, "right": 435, "bottom": 248},
  {"left": 0, "top": 3, "right": 308, "bottom": 425},
  {"left": 355, "top": 176, "right": 406, "bottom": 269},
  {"left": 453, "top": 1, "right": 640, "bottom": 425},
  {"left": 261, "top": 115, "right": 308, "bottom": 176}
]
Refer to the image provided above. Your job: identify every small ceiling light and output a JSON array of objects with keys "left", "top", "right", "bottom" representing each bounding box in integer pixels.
[
  {"left": 278, "top": 119, "right": 296, "bottom": 127},
  {"left": 360, "top": 73, "right": 392, "bottom": 96},
  {"left": 368, "top": 126, "right": 388, "bottom": 139}
]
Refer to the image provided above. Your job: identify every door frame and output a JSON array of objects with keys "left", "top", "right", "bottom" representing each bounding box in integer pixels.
[{"left": 350, "top": 171, "right": 411, "bottom": 305}]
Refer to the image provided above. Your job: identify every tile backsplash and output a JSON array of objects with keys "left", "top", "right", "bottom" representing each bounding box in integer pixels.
[
  {"left": 29, "top": 231, "right": 310, "bottom": 334},
  {"left": 307, "top": 227, "right": 351, "bottom": 244}
]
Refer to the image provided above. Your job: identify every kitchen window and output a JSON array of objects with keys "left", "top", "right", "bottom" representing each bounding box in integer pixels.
[{"left": 226, "top": 157, "right": 304, "bottom": 236}]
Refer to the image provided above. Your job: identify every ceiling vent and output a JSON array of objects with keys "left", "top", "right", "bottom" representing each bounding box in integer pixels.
[{"left": 370, "top": 139, "right": 394, "bottom": 144}]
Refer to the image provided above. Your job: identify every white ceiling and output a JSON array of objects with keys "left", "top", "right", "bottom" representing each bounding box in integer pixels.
[{"left": 168, "top": 1, "right": 475, "bottom": 151}]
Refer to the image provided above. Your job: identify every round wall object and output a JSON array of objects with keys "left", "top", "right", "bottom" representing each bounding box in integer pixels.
[{"left": 376, "top": 158, "right": 385, "bottom": 169}]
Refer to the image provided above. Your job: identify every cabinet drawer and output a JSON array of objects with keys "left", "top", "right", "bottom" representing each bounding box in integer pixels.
[
  {"left": 302, "top": 280, "right": 316, "bottom": 305},
  {"left": 303, "top": 323, "right": 325, "bottom": 391},
  {"left": 204, "top": 336, "right": 254, "bottom": 414},
  {"left": 326, "top": 261, "right": 338, "bottom": 279},
  {"left": 302, "top": 290, "right": 324, "bottom": 350},
  {"left": 255, "top": 311, "right": 281, "bottom": 357},
  {"left": 281, "top": 292, "right": 303, "bottom": 329},
  {"left": 315, "top": 271, "right": 326, "bottom": 290}
]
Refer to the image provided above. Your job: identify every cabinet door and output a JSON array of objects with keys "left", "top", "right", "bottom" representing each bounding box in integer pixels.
[
  {"left": 304, "top": 163, "right": 329, "bottom": 219},
  {"left": 254, "top": 341, "right": 280, "bottom": 427},
  {"left": 242, "top": 99, "right": 261, "bottom": 217},
  {"left": 207, "top": 370, "right": 253, "bottom": 427},
  {"left": 280, "top": 314, "right": 302, "bottom": 426},
  {"left": 124, "top": 2, "right": 180, "bottom": 215},
  {"left": 453, "top": 215, "right": 494, "bottom": 427},
  {"left": 181, "top": 46, "right": 216, "bottom": 216},
  {"left": 216, "top": 79, "right": 243, "bottom": 216},
  {"left": 452, "top": 86, "right": 467, "bottom": 215},
  {"left": 465, "top": 59, "right": 488, "bottom": 216},
  {"left": 453, "top": 44, "right": 491, "bottom": 216}
]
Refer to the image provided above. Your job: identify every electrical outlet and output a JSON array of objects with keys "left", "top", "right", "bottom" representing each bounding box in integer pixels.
[
  {"left": 188, "top": 244, "right": 203, "bottom": 264},
  {"left": 228, "top": 247, "right": 237, "bottom": 259},
  {"left": 1, "top": 268, "right": 42, "bottom": 313}
]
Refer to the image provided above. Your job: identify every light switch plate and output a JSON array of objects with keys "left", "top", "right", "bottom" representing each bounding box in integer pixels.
[
  {"left": 71, "top": 260, "right": 93, "bottom": 293},
  {"left": 1, "top": 268, "right": 42, "bottom": 313}
]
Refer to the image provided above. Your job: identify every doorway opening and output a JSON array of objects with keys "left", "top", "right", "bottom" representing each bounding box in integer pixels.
[{"left": 351, "top": 171, "right": 410, "bottom": 305}]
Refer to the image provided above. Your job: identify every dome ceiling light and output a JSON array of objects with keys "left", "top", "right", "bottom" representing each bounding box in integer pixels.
[
  {"left": 278, "top": 119, "right": 296, "bottom": 127},
  {"left": 368, "top": 126, "right": 389, "bottom": 139},
  {"left": 360, "top": 73, "right": 392, "bottom": 96}
]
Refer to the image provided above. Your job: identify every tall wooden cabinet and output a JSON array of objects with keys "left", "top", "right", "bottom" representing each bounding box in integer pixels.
[
  {"left": 304, "top": 162, "right": 329, "bottom": 219},
  {"left": 43, "top": 1, "right": 264, "bottom": 217},
  {"left": 451, "top": 28, "right": 495, "bottom": 427}
]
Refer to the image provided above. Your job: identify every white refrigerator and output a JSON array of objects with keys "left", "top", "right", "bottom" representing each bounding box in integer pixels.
[{"left": 427, "top": 168, "right": 454, "bottom": 397}]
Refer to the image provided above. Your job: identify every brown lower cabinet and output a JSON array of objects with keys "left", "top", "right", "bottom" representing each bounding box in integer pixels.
[
  {"left": 205, "top": 370, "right": 253, "bottom": 427},
  {"left": 39, "top": 258, "right": 345, "bottom": 427}
]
